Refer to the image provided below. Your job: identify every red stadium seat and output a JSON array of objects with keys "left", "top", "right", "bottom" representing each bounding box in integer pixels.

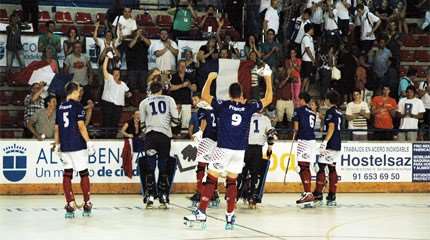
[
  {"left": 156, "top": 15, "right": 172, "bottom": 28},
  {"left": 55, "top": 11, "right": 73, "bottom": 24},
  {"left": 76, "top": 12, "right": 93, "bottom": 24},
  {"left": 60, "top": 24, "right": 73, "bottom": 35},
  {"left": 0, "top": 9, "right": 8, "bottom": 22},
  {"left": 39, "top": 11, "right": 51, "bottom": 23},
  {"left": 0, "top": 111, "right": 13, "bottom": 127},
  {"left": 413, "top": 66, "right": 427, "bottom": 78},
  {"left": 401, "top": 35, "right": 419, "bottom": 48},
  {"left": 12, "top": 91, "right": 28, "bottom": 106},
  {"left": 38, "top": 23, "right": 48, "bottom": 33},
  {"left": 417, "top": 35, "right": 430, "bottom": 48},
  {"left": 137, "top": 13, "right": 155, "bottom": 26},
  {"left": 0, "top": 91, "right": 13, "bottom": 105},
  {"left": 143, "top": 26, "right": 160, "bottom": 38},
  {"left": 80, "top": 25, "right": 96, "bottom": 36},
  {"left": 0, "top": 131, "right": 15, "bottom": 138},
  {"left": 399, "top": 66, "right": 407, "bottom": 76},
  {"left": 415, "top": 50, "right": 430, "bottom": 62},
  {"left": 400, "top": 50, "right": 415, "bottom": 62}
]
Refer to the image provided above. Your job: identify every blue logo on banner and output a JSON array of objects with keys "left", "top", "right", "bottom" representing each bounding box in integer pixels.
[{"left": 2, "top": 144, "right": 27, "bottom": 182}]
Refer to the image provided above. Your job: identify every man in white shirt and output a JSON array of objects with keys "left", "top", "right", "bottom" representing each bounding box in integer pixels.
[
  {"left": 301, "top": 23, "right": 316, "bottom": 92},
  {"left": 260, "top": 0, "right": 271, "bottom": 13},
  {"left": 292, "top": 8, "right": 312, "bottom": 53},
  {"left": 153, "top": 29, "right": 179, "bottom": 72},
  {"left": 346, "top": 89, "right": 371, "bottom": 140},
  {"left": 112, "top": 7, "right": 137, "bottom": 40},
  {"left": 323, "top": 5, "right": 341, "bottom": 47},
  {"left": 264, "top": 0, "right": 280, "bottom": 35},
  {"left": 356, "top": 4, "right": 381, "bottom": 53},
  {"left": 335, "top": 0, "right": 351, "bottom": 38},
  {"left": 307, "top": 0, "right": 323, "bottom": 38},
  {"left": 398, "top": 86, "right": 425, "bottom": 141}
]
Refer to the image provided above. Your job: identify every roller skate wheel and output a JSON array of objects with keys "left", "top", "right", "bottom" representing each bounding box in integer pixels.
[
  {"left": 225, "top": 223, "right": 234, "bottom": 230},
  {"left": 82, "top": 211, "right": 91, "bottom": 217},
  {"left": 201, "top": 222, "right": 207, "bottom": 229},
  {"left": 65, "top": 212, "right": 75, "bottom": 219}
]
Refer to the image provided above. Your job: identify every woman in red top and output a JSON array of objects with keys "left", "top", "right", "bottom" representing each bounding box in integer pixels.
[{"left": 285, "top": 48, "right": 302, "bottom": 106}]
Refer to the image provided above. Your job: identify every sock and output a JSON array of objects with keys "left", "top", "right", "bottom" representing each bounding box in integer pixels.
[
  {"left": 328, "top": 165, "right": 338, "bottom": 194},
  {"left": 226, "top": 177, "right": 237, "bottom": 213},
  {"left": 198, "top": 174, "right": 217, "bottom": 212},
  {"left": 79, "top": 169, "right": 91, "bottom": 202},
  {"left": 63, "top": 169, "right": 74, "bottom": 203},
  {"left": 196, "top": 162, "right": 207, "bottom": 194},
  {"left": 298, "top": 162, "right": 311, "bottom": 193},
  {"left": 314, "top": 163, "right": 327, "bottom": 193}
]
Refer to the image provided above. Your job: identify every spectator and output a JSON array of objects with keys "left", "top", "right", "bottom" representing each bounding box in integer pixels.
[
  {"left": 199, "top": 5, "right": 219, "bottom": 35},
  {"left": 418, "top": 81, "right": 430, "bottom": 140},
  {"left": 146, "top": 68, "right": 162, "bottom": 92},
  {"left": 371, "top": 85, "right": 397, "bottom": 140},
  {"left": 112, "top": 7, "right": 137, "bottom": 41},
  {"left": 127, "top": 28, "right": 151, "bottom": 91},
  {"left": 276, "top": 66, "right": 295, "bottom": 127},
  {"left": 45, "top": 48, "right": 59, "bottom": 74},
  {"left": 300, "top": 23, "right": 316, "bottom": 92},
  {"left": 383, "top": 57, "right": 399, "bottom": 99},
  {"left": 120, "top": 111, "right": 144, "bottom": 153},
  {"left": 397, "top": 86, "right": 425, "bottom": 141},
  {"left": 38, "top": 21, "right": 61, "bottom": 62},
  {"left": 101, "top": 55, "right": 130, "bottom": 138},
  {"left": 390, "top": 1, "right": 408, "bottom": 34},
  {"left": 21, "top": 0, "right": 39, "bottom": 32},
  {"left": 23, "top": 83, "right": 46, "bottom": 138},
  {"left": 310, "top": 98, "right": 323, "bottom": 140},
  {"left": 248, "top": 51, "right": 261, "bottom": 100},
  {"left": 64, "top": 42, "right": 93, "bottom": 104},
  {"left": 169, "top": 60, "right": 197, "bottom": 130},
  {"left": 398, "top": 68, "right": 417, "bottom": 98},
  {"left": 216, "top": 29, "right": 240, "bottom": 59},
  {"left": 244, "top": 34, "right": 262, "bottom": 59},
  {"left": 320, "top": 45, "right": 338, "bottom": 100},
  {"left": 6, "top": 12, "right": 24, "bottom": 73},
  {"left": 264, "top": 0, "right": 280, "bottom": 35},
  {"left": 105, "top": 0, "right": 124, "bottom": 34},
  {"left": 346, "top": 89, "right": 371, "bottom": 140},
  {"left": 27, "top": 95, "right": 56, "bottom": 140},
  {"left": 386, "top": 21, "right": 402, "bottom": 70},
  {"left": 184, "top": 49, "right": 197, "bottom": 78},
  {"left": 290, "top": 8, "right": 311, "bottom": 53},
  {"left": 369, "top": 37, "right": 392, "bottom": 88},
  {"left": 188, "top": 95, "right": 201, "bottom": 139},
  {"left": 322, "top": 3, "right": 342, "bottom": 48},
  {"left": 219, "top": 47, "right": 231, "bottom": 59},
  {"left": 284, "top": 48, "right": 302, "bottom": 105},
  {"left": 338, "top": 44, "right": 357, "bottom": 100},
  {"left": 355, "top": 54, "right": 369, "bottom": 92},
  {"left": 63, "top": 27, "right": 83, "bottom": 57},
  {"left": 197, "top": 37, "right": 218, "bottom": 66},
  {"left": 356, "top": 4, "right": 381, "bottom": 53},
  {"left": 153, "top": 29, "right": 179, "bottom": 72},
  {"left": 307, "top": 0, "right": 323, "bottom": 38},
  {"left": 169, "top": 0, "right": 198, "bottom": 40},
  {"left": 336, "top": 0, "right": 352, "bottom": 38},
  {"left": 260, "top": 29, "right": 282, "bottom": 71},
  {"left": 78, "top": 87, "right": 95, "bottom": 126},
  {"left": 422, "top": 8, "right": 430, "bottom": 31}
]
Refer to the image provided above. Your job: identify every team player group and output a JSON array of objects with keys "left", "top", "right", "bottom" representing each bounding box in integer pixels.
[{"left": 54, "top": 65, "right": 343, "bottom": 227}]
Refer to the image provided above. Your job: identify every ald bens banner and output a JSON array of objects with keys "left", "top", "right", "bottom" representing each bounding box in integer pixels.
[{"left": 0, "top": 140, "right": 429, "bottom": 184}]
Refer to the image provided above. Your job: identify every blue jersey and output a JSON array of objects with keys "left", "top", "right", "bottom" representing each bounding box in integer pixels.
[
  {"left": 198, "top": 108, "right": 217, "bottom": 141},
  {"left": 212, "top": 99, "right": 262, "bottom": 150},
  {"left": 56, "top": 100, "right": 87, "bottom": 152},
  {"left": 292, "top": 106, "right": 316, "bottom": 140},
  {"left": 323, "top": 106, "right": 342, "bottom": 151}
]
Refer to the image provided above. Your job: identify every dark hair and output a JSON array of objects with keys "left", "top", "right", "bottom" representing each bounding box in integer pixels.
[
  {"left": 67, "top": 26, "right": 78, "bottom": 38},
  {"left": 303, "top": 8, "right": 312, "bottom": 16},
  {"left": 45, "top": 20, "right": 55, "bottom": 27},
  {"left": 150, "top": 81, "right": 163, "bottom": 94},
  {"left": 44, "top": 95, "right": 56, "bottom": 108},
  {"left": 65, "top": 82, "right": 80, "bottom": 96},
  {"left": 357, "top": 4, "right": 365, "bottom": 10},
  {"left": 206, "top": 4, "right": 215, "bottom": 11},
  {"left": 304, "top": 23, "right": 314, "bottom": 33},
  {"left": 406, "top": 85, "right": 416, "bottom": 94},
  {"left": 352, "top": 88, "right": 362, "bottom": 94},
  {"left": 245, "top": 34, "right": 259, "bottom": 47},
  {"left": 299, "top": 92, "right": 311, "bottom": 103},
  {"left": 266, "top": 29, "right": 276, "bottom": 35},
  {"left": 326, "top": 90, "right": 341, "bottom": 106},
  {"left": 229, "top": 83, "right": 242, "bottom": 99},
  {"left": 407, "top": 68, "right": 417, "bottom": 77}
]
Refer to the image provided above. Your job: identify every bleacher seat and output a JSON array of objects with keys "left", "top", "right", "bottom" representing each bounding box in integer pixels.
[
  {"left": 60, "top": 25, "right": 72, "bottom": 35},
  {"left": 12, "top": 91, "right": 28, "bottom": 106},
  {"left": 118, "top": 111, "right": 133, "bottom": 126},
  {"left": 81, "top": 25, "right": 96, "bottom": 36},
  {"left": 0, "top": 131, "right": 15, "bottom": 138},
  {"left": 76, "top": 12, "right": 93, "bottom": 24},
  {"left": 96, "top": 13, "right": 106, "bottom": 23},
  {"left": 143, "top": 26, "right": 160, "bottom": 38},
  {"left": 400, "top": 50, "right": 415, "bottom": 62},
  {"left": 416, "top": 35, "right": 430, "bottom": 48},
  {"left": 156, "top": 15, "right": 172, "bottom": 28},
  {"left": 415, "top": 50, "right": 430, "bottom": 62},
  {"left": 137, "top": 13, "right": 155, "bottom": 26},
  {"left": 0, "top": 9, "right": 8, "bottom": 22},
  {"left": 39, "top": 11, "right": 51, "bottom": 23},
  {"left": 399, "top": 66, "right": 407, "bottom": 76},
  {"left": 0, "top": 112, "right": 13, "bottom": 127},
  {"left": 401, "top": 35, "right": 419, "bottom": 48},
  {"left": 55, "top": 11, "right": 73, "bottom": 24},
  {"left": 414, "top": 66, "right": 427, "bottom": 78},
  {"left": 38, "top": 23, "right": 48, "bottom": 33},
  {"left": 0, "top": 91, "right": 12, "bottom": 105}
]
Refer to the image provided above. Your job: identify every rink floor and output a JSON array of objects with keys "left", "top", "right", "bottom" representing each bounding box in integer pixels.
[{"left": 0, "top": 193, "right": 429, "bottom": 240}]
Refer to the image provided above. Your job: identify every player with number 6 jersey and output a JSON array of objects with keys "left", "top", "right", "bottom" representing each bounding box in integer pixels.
[
  {"left": 314, "top": 90, "right": 343, "bottom": 207},
  {"left": 54, "top": 82, "right": 95, "bottom": 218},
  {"left": 184, "top": 67, "right": 273, "bottom": 230},
  {"left": 139, "top": 81, "right": 180, "bottom": 209},
  {"left": 292, "top": 92, "right": 317, "bottom": 208}
]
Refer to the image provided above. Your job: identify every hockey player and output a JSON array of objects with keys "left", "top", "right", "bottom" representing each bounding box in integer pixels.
[
  {"left": 293, "top": 92, "right": 317, "bottom": 208},
  {"left": 54, "top": 82, "right": 95, "bottom": 218},
  {"left": 237, "top": 108, "right": 275, "bottom": 209},
  {"left": 314, "top": 90, "right": 343, "bottom": 206},
  {"left": 184, "top": 68, "right": 273, "bottom": 230},
  {"left": 139, "top": 81, "right": 180, "bottom": 209},
  {"left": 189, "top": 99, "right": 220, "bottom": 208}
]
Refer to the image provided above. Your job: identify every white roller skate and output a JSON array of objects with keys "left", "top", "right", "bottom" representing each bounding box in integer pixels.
[
  {"left": 326, "top": 193, "right": 337, "bottom": 207},
  {"left": 225, "top": 212, "right": 236, "bottom": 230},
  {"left": 159, "top": 194, "right": 169, "bottom": 209},
  {"left": 146, "top": 196, "right": 155, "bottom": 209},
  {"left": 184, "top": 209, "right": 207, "bottom": 229},
  {"left": 296, "top": 192, "right": 315, "bottom": 209},
  {"left": 82, "top": 202, "right": 92, "bottom": 217}
]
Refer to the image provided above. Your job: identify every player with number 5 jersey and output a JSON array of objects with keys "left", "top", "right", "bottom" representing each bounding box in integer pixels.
[
  {"left": 55, "top": 82, "right": 95, "bottom": 218},
  {"left": 314, "top": 90, "right": 343, "bottom": 207},
  {"left": 292, "top": 92, "right": 317, "bottom": 208},
  {"left": 184, "top": 65, "right": 273, "bottom": 230}
]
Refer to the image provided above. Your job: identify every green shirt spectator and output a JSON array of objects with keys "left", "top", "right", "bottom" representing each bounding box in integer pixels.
[
  {"left": 168, "top": 0, "right": 197, "bottom": 32},
  {"left": 38, "top": 21, "right": 61, "bottom": 60}
]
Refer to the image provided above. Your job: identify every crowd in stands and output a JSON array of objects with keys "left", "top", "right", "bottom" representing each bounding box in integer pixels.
[{"left": 2, "top": 0, "right": 430, "bottom": 141}]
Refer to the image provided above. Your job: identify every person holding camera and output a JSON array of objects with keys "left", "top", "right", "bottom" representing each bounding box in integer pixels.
[{"left": 127, "top": 28, "right": 151, "bottom": 91}]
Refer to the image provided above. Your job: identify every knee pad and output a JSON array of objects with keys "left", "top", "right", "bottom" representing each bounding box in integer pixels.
[
  {"left": 158, "top": 174, "right": 169, "bottom": 194},
  {"left": 64, "top": 169, "right": 73, "bottom": 179},
  {"left": 79, "top": 169, "right": 89, "bottom": 177}
]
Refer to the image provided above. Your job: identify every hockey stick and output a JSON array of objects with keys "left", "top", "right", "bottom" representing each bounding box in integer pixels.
[{"left": 283, "top": 131, "right": 296, "bottom": 185}]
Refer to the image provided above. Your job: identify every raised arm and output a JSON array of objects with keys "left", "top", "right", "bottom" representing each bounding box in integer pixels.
[
  {"left": 102, "top": 56, "right": 110, "bottom": 80},
  {"left": 202, "top": 72, "right": 218, "bottom": 104},
  {"left": 260, "top": 73, "right": 273, "bottom": 108}
]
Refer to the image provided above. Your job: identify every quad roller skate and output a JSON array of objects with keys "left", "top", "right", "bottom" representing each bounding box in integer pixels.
[
  {"left": 184, "top": 209, "right": 207, "bottom": 229},
  {"left": 225, "top": 213, "right": 236, "bottom": 230},
  {"left": 209, "top": 191, "right": 220, "bottom": 208},
  {"left": 248, "top": 198, "right": 257, "bottom": 209},
  {"left": 146, "top": 196, "right": 155, "bottom": 209},
  {"left": 296, "top": 192, "right": 315, "bottom": 209},
  {"left": 64, "top": 201, "right": 80, "bottom": 219},
  {"left": 326, "top": 193, "right": 337, "bottom": 207},
  {"left": 313, "top": 191, "right": 323, "bottom": 206},
  {"left": 82, "top": 202, "right": 92, "bottom": 217},
  {"left": 159, "top": 194, "right": 169, "bottom": 209}
]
